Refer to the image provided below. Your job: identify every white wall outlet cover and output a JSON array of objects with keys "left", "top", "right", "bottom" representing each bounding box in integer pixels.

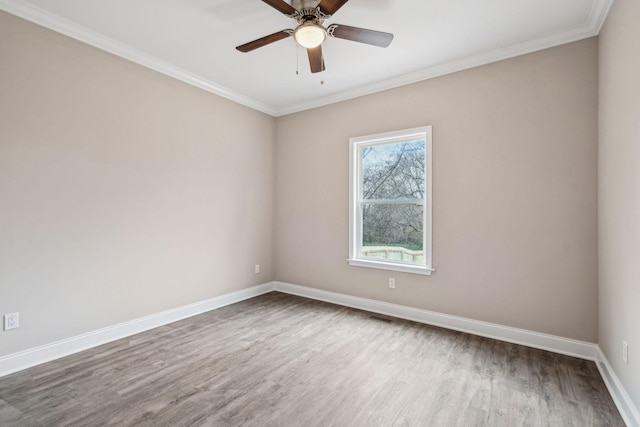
[{"left": 4, "top": 312, "right": 19, "bottom": 331}]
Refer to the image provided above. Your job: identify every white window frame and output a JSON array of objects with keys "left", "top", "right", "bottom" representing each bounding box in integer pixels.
[{"left": 348, "top": 126, "right": 433, "bottom": 275}]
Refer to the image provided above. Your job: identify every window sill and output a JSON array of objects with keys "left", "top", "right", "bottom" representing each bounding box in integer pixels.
[{"left": 347, "top": 258, "right": 434, "bottom": 276}]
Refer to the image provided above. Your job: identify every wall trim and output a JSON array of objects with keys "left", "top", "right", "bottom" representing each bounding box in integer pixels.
[
  {"left": 274, "top": 281, "right": 598, "bottom": 360},
  {"left": 0, "top": 0, "right": 278, "bottom": 116},
  {"left": 275, "top": 282, "right": 640, "bottom": 423},
  {"left": 1, "top": 0, "right": 613, "bottom": 117},
  {"left": 588, "top": 0, "right": 614, "bottom": 34},
  {"left": 275, "top": 19, "right": 607, "bottom": 116},
  {"left": 3, "top": 280, "right": 635, "bottom": 426},
  {"left": 596, "top": 347, "right": 640, "bottom": 427},
  {"left": 0, "top": 282, "right": 276, "bottom": 378},
  {"left": 270, "top": 0, "right": 613, "bottom": 116}
]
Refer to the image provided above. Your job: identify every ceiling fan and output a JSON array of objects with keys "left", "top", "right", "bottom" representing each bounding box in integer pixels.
[{"left": 236, "top": 0, "right": 394, "bottom": 73}]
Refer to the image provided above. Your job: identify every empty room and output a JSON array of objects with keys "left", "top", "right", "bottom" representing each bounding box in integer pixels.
[{"left": 0, "top": 0, "right": 638, "bottom": 425}]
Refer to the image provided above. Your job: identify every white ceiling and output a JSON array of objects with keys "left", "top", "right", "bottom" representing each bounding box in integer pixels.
[{"left": 1, "top": 0, "right": 611, "bottom": 116}]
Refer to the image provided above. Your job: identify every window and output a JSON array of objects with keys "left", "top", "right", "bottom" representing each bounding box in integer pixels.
[{"left": 348, "top": 126, "right": 433, "bottom": 275}]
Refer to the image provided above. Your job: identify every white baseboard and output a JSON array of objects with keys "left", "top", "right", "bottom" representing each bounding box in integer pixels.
[
  {"left": 274, "top": 281, "right": 598, "bottom": 360},
  {"left": 596, "top": 347, "right": 640, "bottom": 427},
  {"left": 274, "top": 281, "right": 640, "bottom": 425},
  {"left": 0, "top": 282, "right": 276, "bottom": 377},
  {"left": 3, "top": 280, "right": 636, "bottom": 426}
]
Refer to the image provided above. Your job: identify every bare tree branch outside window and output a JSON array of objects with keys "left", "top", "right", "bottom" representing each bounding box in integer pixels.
[{"left": 360, "top": 140, "right": 425, "bottom": 259}]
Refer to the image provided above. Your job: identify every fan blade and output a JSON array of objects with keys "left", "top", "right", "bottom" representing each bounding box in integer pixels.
[
  {"left": 318, "top": 0, "right": 350, "bottom": 16},
  {"left": 236, "top": 30, "right": 292, "bottom": 53},
  {"left": 327, "top": 24, "right": 393, "bottom": 47},
  {"left": 307, "top": 46, "right": 325, "bottom": 73},
  {"left": 261, "top": 0, "right": 297, "bottom": 16}
]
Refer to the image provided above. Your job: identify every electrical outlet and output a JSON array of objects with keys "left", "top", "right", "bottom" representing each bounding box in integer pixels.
[
  {"left": 4, "top": 312, "right": 19, "bottom": 331},
  {"left": 388, "top": 278, "right": 395, "bottom": 289},
  {"left": 255, "top": 264, "right": 260, "bottom": 274},
  {"left": 623, "top": 341, "right": 628, "bottom": 365}
]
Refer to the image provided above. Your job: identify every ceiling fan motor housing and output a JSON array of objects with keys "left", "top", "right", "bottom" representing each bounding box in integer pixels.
[
  {"left": 296, "top": 7, "right": 325, "bottom": 24},
  {"left": 292, "top": 0, "right": 323, "bottom": 12}
]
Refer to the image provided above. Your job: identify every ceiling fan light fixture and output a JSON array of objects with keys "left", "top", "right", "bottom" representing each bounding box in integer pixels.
[{"left": 294, "top": 22, "right": 327, "bottom": 48}]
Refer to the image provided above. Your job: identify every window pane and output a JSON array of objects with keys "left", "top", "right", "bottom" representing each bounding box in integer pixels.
[
  {"left": 361, "top": 140, "right": 425, "bottom": 200},
  {"left": 362, "top": 203, "right": 423, "bottom": 264}
]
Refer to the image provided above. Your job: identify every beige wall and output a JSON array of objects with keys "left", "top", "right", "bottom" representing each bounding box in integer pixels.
[
  {"left": 275, "top": 38, "right": 599, "bottom": 342},
  {"left": 1, "top": 8, "right": 603, "bottom": 361},
  {"left": 599, "top": 0, "right": 640, "bottom": 409},
  {"left": 3, "top": 1, "right": 637, "bottom": 414},
  {"left": 0, "top": 12, "right": 276, "bottom": 356}
]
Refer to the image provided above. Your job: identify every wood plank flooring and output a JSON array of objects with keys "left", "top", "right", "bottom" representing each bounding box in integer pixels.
[{"left": 0, "top": 292, "right": 625, "bottom": 426}]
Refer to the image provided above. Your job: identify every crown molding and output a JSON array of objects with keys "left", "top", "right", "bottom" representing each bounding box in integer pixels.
[
  {"left": 588, "top": 0, "right": 614, "bottom": 33},
  {"left": 1, "top": 0, "right": 612, "bottom": 117},
  {"left": 0, "top": 0, "right": 278, "bottom": 116},
  {"left": 273, "top": 0, "right": 614, "bottom": 116}
]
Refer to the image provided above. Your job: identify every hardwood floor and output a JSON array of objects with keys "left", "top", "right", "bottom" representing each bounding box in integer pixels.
[{"left": 0, "top": 292, "right": 624, "bottom": 426}]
